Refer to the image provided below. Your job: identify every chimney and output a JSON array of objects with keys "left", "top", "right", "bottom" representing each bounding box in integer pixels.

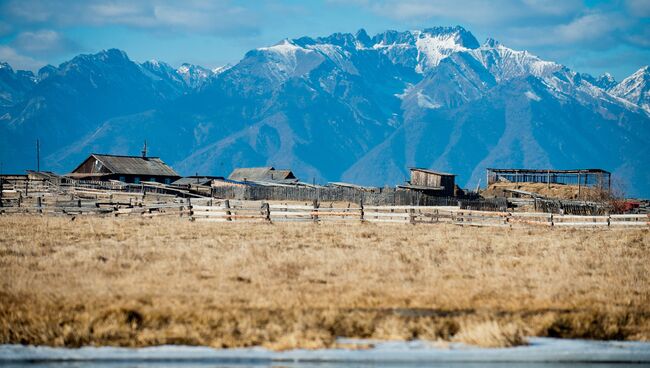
[{"left": 141, "top": 140, "right": 147, "bottom": 158}]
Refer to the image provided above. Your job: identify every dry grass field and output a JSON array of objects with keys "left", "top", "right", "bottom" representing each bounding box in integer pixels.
[{"left": 1, "top": 215, "right": 648, "bottom": 349}]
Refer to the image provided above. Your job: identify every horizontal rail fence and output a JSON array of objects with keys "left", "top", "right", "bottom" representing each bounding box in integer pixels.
[
  {"left": 459, "top": 198, "right": 508, "bottom": 212},
  {"left": 210, "top": 185, "right": 457, "bottom": 206},
  {"left": 188, "top": 201, "right": 648, "bottom": 227},
  {"left": 2, "top": 193, "right": 648, "bottom": 228},
  {"left": 534, "top": 198, "right": 612, "bottom": 215}
]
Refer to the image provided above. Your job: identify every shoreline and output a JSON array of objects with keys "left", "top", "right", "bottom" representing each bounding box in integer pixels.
[{"left": 2, "top": 338, "right": 650, "bottom": 363}]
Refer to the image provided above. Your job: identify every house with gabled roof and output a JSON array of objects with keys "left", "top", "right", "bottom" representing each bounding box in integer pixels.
[{"left": 67, "top": 153, "right": 181, "bottom": 184}]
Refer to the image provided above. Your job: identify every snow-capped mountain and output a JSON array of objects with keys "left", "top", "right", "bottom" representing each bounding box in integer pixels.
[
  {"left": 580, "top": 72, "right": 617, "bottom": 90},
  {"left": 609, "top": 66, "right": 650, "bottom": 113},
  {"left": 0, "top": 62, "right": 36, "bottom": 107},
  {"left": 176, "top": 63, "right": 214, "bottom": 89},
  {"left": 1, "top": 27, "right": 649, "bottom": 196}
]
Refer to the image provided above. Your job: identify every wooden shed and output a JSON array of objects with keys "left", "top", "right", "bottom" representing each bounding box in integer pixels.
[
  {"left": 67, "top": 154, "right": 180, "bottom": 184},
  {"left": 399, "top": 168, "right": 456, "bottom": 197}
]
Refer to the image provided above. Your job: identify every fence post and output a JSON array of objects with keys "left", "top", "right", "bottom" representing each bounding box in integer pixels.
[
  {"left": 409, "top": 207, "right": 415, "bottom": 225},
  {"left": 360, "top": 199, "right": 365, "bottom": 222},
  {"left": 312, "top": 199, "right": 319, "bottom": 223},
  {"left": 550, "top": 213, "right": 554, "bottom": 227},
  {"left": 25, "top": 181, "right": 28, "bottom": 197},
  {"left": 263, "top": 202, "right": 271, "bottom": 223},
  {"left": 187, "top": 197, "right": 193, "bottom": 220},
  {"left": 607, "top": 214, "right": 611, "bottom": 227},
  {"left": 224, "top": 199, "right": 232, "bottom": 221},
  {"left": 37, "top": 196, "right": 42, "bottom": 213}
]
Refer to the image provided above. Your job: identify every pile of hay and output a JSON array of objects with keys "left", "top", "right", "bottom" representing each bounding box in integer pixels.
[{"left": 482, "top": 182, "right": 607, "bottom": 201}]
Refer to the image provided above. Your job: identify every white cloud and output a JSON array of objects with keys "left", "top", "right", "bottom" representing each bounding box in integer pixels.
[
  {"left": 339, "top": 0, "right": 647, "bottom": 52},
  {"left": 0, "top": 46, "right": 45, "bottom": 71},
  {"left": 364, "top": 0, "right": 582, "bottom": 25},
  {"left": 508, "top": 12, "right": 627, "bottom": 48},
  {"left": 12, "top": 30, "right": 79, "bottom": 56},
  {"left": 625, "top": 0, "right": 650, "bottom": 17},
  {"left": 0, "top": 0, "right": 260, "bottom": 36}
]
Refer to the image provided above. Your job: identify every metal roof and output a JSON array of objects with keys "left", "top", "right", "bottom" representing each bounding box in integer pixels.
[
  {"left": 486, "top": 168, "right": 610, "bottom": 174},
  {"left": 228, "top": 167, "right": 296, "bottom": 181},
  {"left": 328, "top": 182, "right": 376, "bottom": 191},
  {"left": 172, "top": 176, "right": 224, "bottom": 186},
  {"left": 398, "top": 184, "right": 445, "bottom": 191},
  {"left": 409, "top": 167, "right": 456, "bottom": 176},
  {"left": 73, "top": 154, "right": 179, "bottom": 177}
]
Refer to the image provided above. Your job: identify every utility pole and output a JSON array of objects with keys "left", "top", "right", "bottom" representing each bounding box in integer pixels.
[{"left": 36, "top": 139, "right": 40, "bottom": 173}]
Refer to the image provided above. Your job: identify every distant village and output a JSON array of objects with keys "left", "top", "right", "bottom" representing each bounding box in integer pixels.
[
  {"left": 1, "top": 148, "right": 648, "bottom": 222},
  {"left": 1, "top": 148, "right": 618, "bottom": 204}
]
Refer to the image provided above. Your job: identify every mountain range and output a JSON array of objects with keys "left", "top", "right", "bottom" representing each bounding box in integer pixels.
[{"left": 1, "top": 26, "right": 649, "bottom": 197}]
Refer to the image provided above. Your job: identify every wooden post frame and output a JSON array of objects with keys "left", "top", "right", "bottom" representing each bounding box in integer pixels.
[
  {"left": 360, "top": 199, "right": 365, "bottom": 222},
  {"left": 224, "top": 199, "right": 232, "bottom": 221},
  {"left": 312, "top": 199, "right": 319, "bottom": 222},
  {"left": 262, "top": 202, "right": 271, "bottom": 222}
]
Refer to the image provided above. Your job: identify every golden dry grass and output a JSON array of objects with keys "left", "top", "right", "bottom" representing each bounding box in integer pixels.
[{"left": 0, "top": 215, "right": 648, "bottom": 349}]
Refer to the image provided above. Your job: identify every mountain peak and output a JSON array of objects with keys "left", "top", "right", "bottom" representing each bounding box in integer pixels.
[
  {"left": 596, "top": 73, "right": 616, "bottom": 89},
  {"left": 355, "top": 28, "right": 371, "bottom": 47},
  {"left": 97, "top": 48, "right": 129, "bottom": 61},
  {"left": 176, "top": 63, "right": 212, "bottom": 89},
  {"left": 483, "top": 38, "right": 500, "bottom": 48},
  {"left": 64, "top": 48, "right": 132, "bottom": 70},
  {"left": 635, "top": 65, "right": 650, "bottom": 76},
  {"left": 609, "top": 65, "right": 650, "bottom": 113}
]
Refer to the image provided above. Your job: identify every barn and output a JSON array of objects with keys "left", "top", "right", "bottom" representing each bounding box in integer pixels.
[
  {"left": 399, "top": 168, "right": 457, "bottom": 197},
  {"left": 67, "top": 154, "right": 180, "bottom": 184}
]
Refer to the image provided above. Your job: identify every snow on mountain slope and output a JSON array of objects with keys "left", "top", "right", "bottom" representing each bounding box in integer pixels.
[
  {"left": 369, "top": 26, "right": 480, "bottom": 73},
  {"left": 609, "top": 66, "right": 650, "bottom": 113},
  {"left": 580, "top": 72, "right": 617, "bottom": 90},
  {"left": 247, "top": 39, "right": 326, "bottom": 84},
  {"left": 176, "top": 63, "right": 213, "bottom": 89},
  {"left": 470, "top": 39, "right": 562, "bottom": 81}
]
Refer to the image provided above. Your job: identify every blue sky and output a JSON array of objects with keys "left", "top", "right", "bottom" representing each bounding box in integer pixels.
[{"left": 0, "top": 0, "right": 648, "bottom": 80}]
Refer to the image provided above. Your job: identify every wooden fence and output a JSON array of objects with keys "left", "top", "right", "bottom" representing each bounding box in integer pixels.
[
  {"left": 210, "top": 185, "right": 461, "bottom": 206},
  {"left": 533, "top": 198, "right": 611, "bottom": 215},
  {"left": 188, "top": 200, "right": 648, "bottom": 228},
  {"left": 2, "top": 195, "right": 647, "bottom": 228}
]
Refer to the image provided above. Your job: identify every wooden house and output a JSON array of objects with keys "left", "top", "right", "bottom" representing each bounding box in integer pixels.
[
  {"left": 399, "top": 168, "right": 456, "bottom": 197},
  {"left": 67, "top": 154, "right": 180, "bottom": 184}
]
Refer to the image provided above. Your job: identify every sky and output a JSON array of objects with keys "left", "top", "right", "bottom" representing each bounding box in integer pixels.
[{"left": 0, "top": 0, "right": 648, "bottom": 80}]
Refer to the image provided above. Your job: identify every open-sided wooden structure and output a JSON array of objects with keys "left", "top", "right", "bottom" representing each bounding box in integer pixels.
[{"left": 486, "top": 168, "right": 611, "bottom": 193}]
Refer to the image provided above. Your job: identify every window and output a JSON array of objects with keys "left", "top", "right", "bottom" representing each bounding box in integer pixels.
[
  {"left": 150, "top": 178, "right": 156, "bottom": 182},
  {"left": 164, "top": 178, "right": 171, "bottom": 184},
  {"left": 134, "top": 177, "right": 140, "bottom": 184},
  {"left": 118, "top": 176, "right": 126, "bottom": 182}
]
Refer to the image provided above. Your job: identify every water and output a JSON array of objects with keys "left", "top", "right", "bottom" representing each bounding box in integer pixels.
[{"left": 2, "top": 338, "right": 649, "bottom": 368}]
